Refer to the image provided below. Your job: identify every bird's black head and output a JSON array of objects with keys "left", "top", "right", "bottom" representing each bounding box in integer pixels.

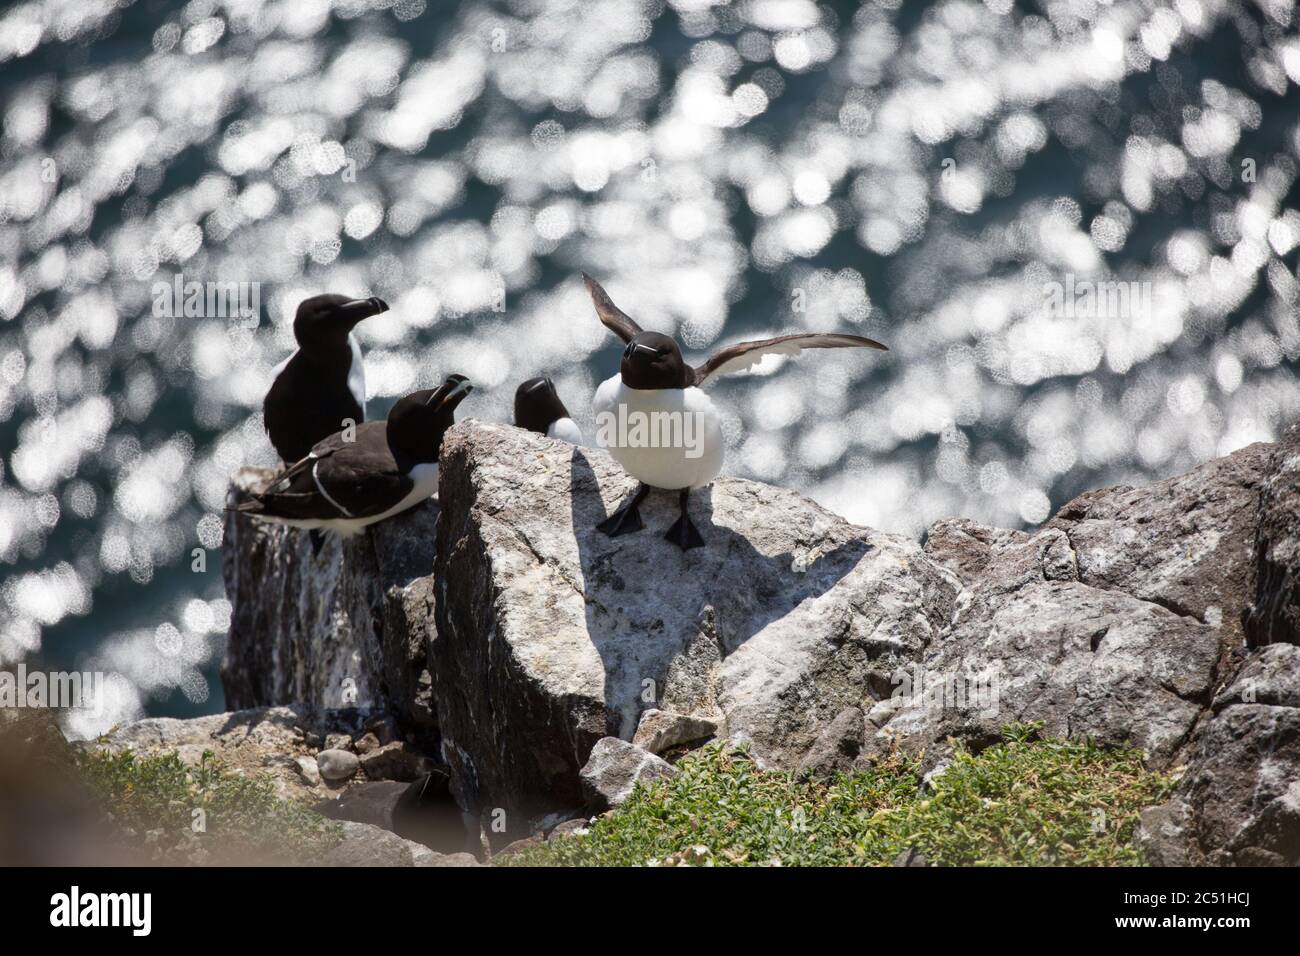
[
  {"left": 386, "top": 374, "right": 473, "bottom": 471},
  {"left": 620, "top": 331, "right": 688, "bottom": 390},
  {"left": 514, "top": 377, "right": 570, "bottom": 434},
  {"left": 293, "top": 294, "right": 389, "bottom": 348}
]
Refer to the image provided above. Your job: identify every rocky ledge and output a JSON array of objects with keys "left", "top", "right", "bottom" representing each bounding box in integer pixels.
[{"left": 217, "top": 418, "right": 1300, "bottom": 864}]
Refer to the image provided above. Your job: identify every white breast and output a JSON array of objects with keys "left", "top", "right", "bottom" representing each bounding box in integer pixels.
[
  {"left": 346, "top": 332, "right": 367, "bottom": 416},
  {"left": 546, "top": 417, "right": 584, "bottom": 445},
  {"left": 270, "top": 348, "right": 295, "bottom": 380},
  {"left": 591, "top": 374, "right": 724, "bottom": 490}
]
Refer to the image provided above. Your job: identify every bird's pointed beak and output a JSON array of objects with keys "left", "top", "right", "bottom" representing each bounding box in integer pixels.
[
  {"left": 525, "top": 377, "right": 553, "bottom": 395},
  {"left": 335, "top": 296, "right": 389, "bottom": 324},
  {"left": 427, "top": 375, "right": 473, "bottom": 410}
]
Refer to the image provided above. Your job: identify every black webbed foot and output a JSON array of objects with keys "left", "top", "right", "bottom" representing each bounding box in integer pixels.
[
  {"left": 598, "top": 483, "right": 650, "bottom": 538},
  {"left": 664, "top": 488, "right": 705, "bottom": 551}
]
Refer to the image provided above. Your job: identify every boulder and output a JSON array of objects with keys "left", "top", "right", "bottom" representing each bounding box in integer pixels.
[
  {"left": 219, "top": 418, "right": 1300, "bottom": 862},
  {"left": 316, "top": 748, "right": 360, "bottom": 783},
  {"left": 880, "top": 524, "right": 1224, "bottom": 765},
  {"left": 430, "top": 421, "right": 959, "bottom": 826},
  {"left": 632, "top": 709, "right": 718, "bottom": 755},
  {"left": 323, "top": 821, "right": 480, "bottom": 867},
  {"left": 358, "top": 741, "right": 423, "bottom": 782},
  {"left": 295, "top": 755, "right": 322, "bottom": 786},
  {"left": 316, "top": 781, "right": 410, "bottom": 829},
  {"left": 1245, "top": 423, "right": 1300, "bottom": 647},
  {"left": 94, "top": 704, "right": 321, "bottom": 799},
  {"left": 579, "top": 737, "right": 676, "bottom": 811},
  {"left": 797, "top": 705, "right": 864, "bottom": 778},
  {"left": 221, "top": 468, "right": 440, "bottom": 746}
]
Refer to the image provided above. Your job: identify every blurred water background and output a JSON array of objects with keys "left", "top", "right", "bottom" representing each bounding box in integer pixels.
[{"left": 1, "top": 0, "right": 1298, "bottom": 735}]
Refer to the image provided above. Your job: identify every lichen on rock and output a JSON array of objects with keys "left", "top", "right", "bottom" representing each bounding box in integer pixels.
[{"left": 216, "top": 419, "right": 1300, "bottom": 862}]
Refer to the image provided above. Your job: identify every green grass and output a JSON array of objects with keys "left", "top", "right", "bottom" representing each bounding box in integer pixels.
[
  {"left": 508, "top": 724, "right": 1172, "bottom": 867},
  {"left": 76, "top": 747, "right": 342, "bottom": 864}
]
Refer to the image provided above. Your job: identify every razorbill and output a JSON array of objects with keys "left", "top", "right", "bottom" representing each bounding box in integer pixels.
[
  {"left": 514, "top": 376, "right": 583, "bottom": 444},
  {"left": 263, "top": 293, "right": 389, "bottom": 464},
  {"left": 233, "top": 375, "right": 472, "bottom": 537},
  {"left": 583, "top": 273, "right": 887, "bottom": 550}
]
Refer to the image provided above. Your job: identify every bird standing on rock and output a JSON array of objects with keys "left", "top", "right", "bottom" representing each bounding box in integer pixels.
[
  {"left": 583, "top": 273, "right": 887, "bottom": 551},
  {"left": 232, "top": 375, "right": 473, "bottom": 537},
  {"left": 514, "top": 376, "right": 583, "bottom": 444},
  {"left": 263, "top": 293, "right": 389, "bottom": 464}
]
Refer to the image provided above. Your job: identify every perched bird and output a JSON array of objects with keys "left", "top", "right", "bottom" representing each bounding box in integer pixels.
[
  {"left": 263, "top": 294, "right": 389, "bottom": 464},
  {"left": 514, "top": 376, "right": 583, "bottom": 444},
  {"left": 232, "top": 375, "right": 472, "bottom": 537},
  {"left": 583, "top": 273, "right": 887, "bottom": 550}
]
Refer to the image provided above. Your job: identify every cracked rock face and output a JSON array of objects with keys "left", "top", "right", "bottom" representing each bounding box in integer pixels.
[
  {"left": 430, "top": 420, "right": 959, "bottom": 830},
  {"left": 579, "top": 737, "right": 676, "bottom": 811},
  {"left": 222, "top": 468, "right": 439, "bottom": 746},
  {"left": 222, "top": 419, "right": 1300, "bottom": 862},
  {"left": 887, "top": 520, "right": 1225, "bottom": 765}
]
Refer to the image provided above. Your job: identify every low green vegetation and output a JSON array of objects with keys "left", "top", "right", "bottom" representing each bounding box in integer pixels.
[
  {"left": 509, "top": 724, "right": 1172, "bottom": 867},
  {"left": 76, "top": 747, "right": 341, "bottom": 864}
]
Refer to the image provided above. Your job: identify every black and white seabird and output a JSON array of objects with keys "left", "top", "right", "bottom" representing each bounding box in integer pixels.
[
  {"left": 514, "top": 376, "right": 583, "bottom": 443},
  {"left": 263, "top": 293, "right": 390, "bottom": 464},
  {"left": 233, "top": 375, "right": 472, "bottom": 536},
  {"left": 583, "top": 273, "right": 887, "bottom": 550}
]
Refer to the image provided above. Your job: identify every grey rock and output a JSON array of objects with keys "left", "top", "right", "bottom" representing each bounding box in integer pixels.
[
  {"left": 353, "top": 732, "right": 381, "bottom": 755},
  {"left": 363, "top": 714, "right": 400, "bottom": 746},
  {"left": 892, "top": 847, "right": 928, "bottom": 867},
  {"left": 796, "top": 706, "right": 864, "bottom": 779},
  {"left": 1234, "top": 781, "right": 1300, "bottom": 864},
  {"left": 631, "top": 710, "right": 717, "bottom": 755},
  {"left": 316, "top": 748, "right": 360, "bottom": 783},
  {"left": 1245, "top": 421, "right": 1300, "bottom": 647},
  {"left": 218, "top": 417, "right": 1300, "bottom": 864},
  {"left": 358, "top": 741, "right": 423, "bottom": 782},
  {"left": 1213, "top": 644, "right": 1300, "bottom": 709},
  {"left": 1135, "top": 800, "right": 1194, "bottom": 866},
  {"left": 294, "top": 755, "right": 321, "bottom": 787},
  {"left": 317, "top": 781, "right": 409, "bottom": 830},
  {"left": 431, "top": 421, "right": 959, "bottom": 825},
  {"left": 1177, "top": 703, "right": 1300, "bottom": 865},
  {"left": 222, "top": 469, "right": 440, "bottom": 746},
  {"left": 1046, "top": 437, "right": 1276, "bottom": 637},
  {"left": 411, "top": 848, "right": 481, "bottom": 867},
  {"left": 95, "top": 705, "right": 319, "bottom": 800},
  {"left": 324, "top": 821, "right": 480, "bottom": 867},
  {"left": 101, "top": 704, "right": 307, "bottom": 753},
  {"left": 579, "top": 737, "right": 676, "bottom": 811},
  {"left": 872, "top": 565, "right": 1223, "bottom": 767},
  {"left": 324, "top": 733, "right": 353, "bottom": 752}
]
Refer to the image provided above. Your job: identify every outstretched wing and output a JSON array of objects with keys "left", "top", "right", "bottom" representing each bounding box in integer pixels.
[
  {"left": 582, "top": 273, "right": 642, "bottom": 343},
  {"left": 691, "top": 333, "right": 888, "bottom": 387}
]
